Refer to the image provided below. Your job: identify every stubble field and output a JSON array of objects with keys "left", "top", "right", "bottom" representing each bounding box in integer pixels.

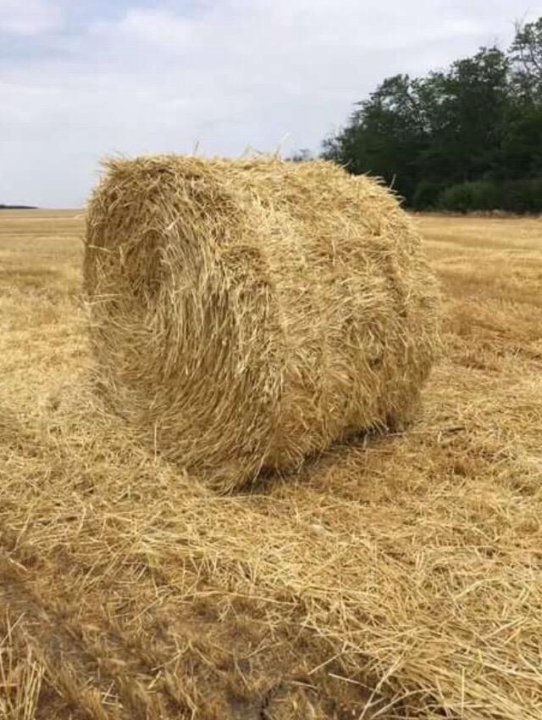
[{"left": 0, "top": 210, "right": 541, "bottom": 719}]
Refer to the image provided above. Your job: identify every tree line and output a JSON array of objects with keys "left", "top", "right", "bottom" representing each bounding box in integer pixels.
[
  {"left": 0, "top": 204, "right": 37, "bottom": 210},
  {"left": 304, "top": 18, "right": 542, "bottom": 213}
]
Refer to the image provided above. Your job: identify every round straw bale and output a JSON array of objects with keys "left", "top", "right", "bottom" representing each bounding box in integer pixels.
[{"left": 84, "top": 156, "right": 440, "bottom": 491}]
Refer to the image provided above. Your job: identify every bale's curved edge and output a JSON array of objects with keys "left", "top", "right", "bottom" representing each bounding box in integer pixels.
[{"left": 84, "top": 156, "right": 441, "bottom": 491}]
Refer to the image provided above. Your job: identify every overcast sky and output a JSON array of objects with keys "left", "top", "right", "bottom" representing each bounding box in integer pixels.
[{"left": 1, "top": 0, "right": 540, "bottom": 207}]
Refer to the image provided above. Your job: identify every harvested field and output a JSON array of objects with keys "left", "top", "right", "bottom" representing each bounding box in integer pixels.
[{"left": 0, "top": 210, "right": 541, "bottom": 719}]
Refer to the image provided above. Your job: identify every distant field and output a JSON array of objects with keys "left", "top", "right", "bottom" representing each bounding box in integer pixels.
[{"left": 1, "top": 211, "right": 541, "bottom": 719}]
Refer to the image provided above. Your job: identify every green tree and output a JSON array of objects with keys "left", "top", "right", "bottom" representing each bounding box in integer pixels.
[
  {"left": 509, "top": 17, "right": 542, "bottom": 101},
  {"left": 421, "top": 48, "right": 510, "bottom": 183},
  {"left": 504, "top": 18, "right": 542, "bottom": 179},
  {"left": 322, "top": 74, "right": 428, "bottom": 200},
  {"left": 321, "top": 16, "right": 542, "bottom": 212}
]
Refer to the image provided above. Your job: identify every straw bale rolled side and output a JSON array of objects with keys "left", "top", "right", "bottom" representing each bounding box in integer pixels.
[{"left": 84, "top": 156, "right": 440, "bottom": 490}]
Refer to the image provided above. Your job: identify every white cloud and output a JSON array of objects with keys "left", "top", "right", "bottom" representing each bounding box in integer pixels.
[
  {"left": 0, "top": 0, "right": 538, "bottom": 206},
  {"left": 0, "top": 0, "right": 63, "bottom": 36}
]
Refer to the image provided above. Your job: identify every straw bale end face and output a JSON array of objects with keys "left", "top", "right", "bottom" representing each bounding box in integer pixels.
[{"left": 84, "top": 155, "right": 440, "bottom": 491}]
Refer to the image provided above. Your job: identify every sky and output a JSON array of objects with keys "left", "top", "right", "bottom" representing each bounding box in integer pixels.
[{"left": 1, "top": 0, "right": 540, "bottom": 207}]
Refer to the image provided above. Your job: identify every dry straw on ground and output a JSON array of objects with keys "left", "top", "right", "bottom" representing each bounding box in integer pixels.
[
  {"left": 84, "top": 156, "right": 440, "bottom": 490},
  {"left": 1, "top": 211, "right": 541, "bottom": 718}
]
